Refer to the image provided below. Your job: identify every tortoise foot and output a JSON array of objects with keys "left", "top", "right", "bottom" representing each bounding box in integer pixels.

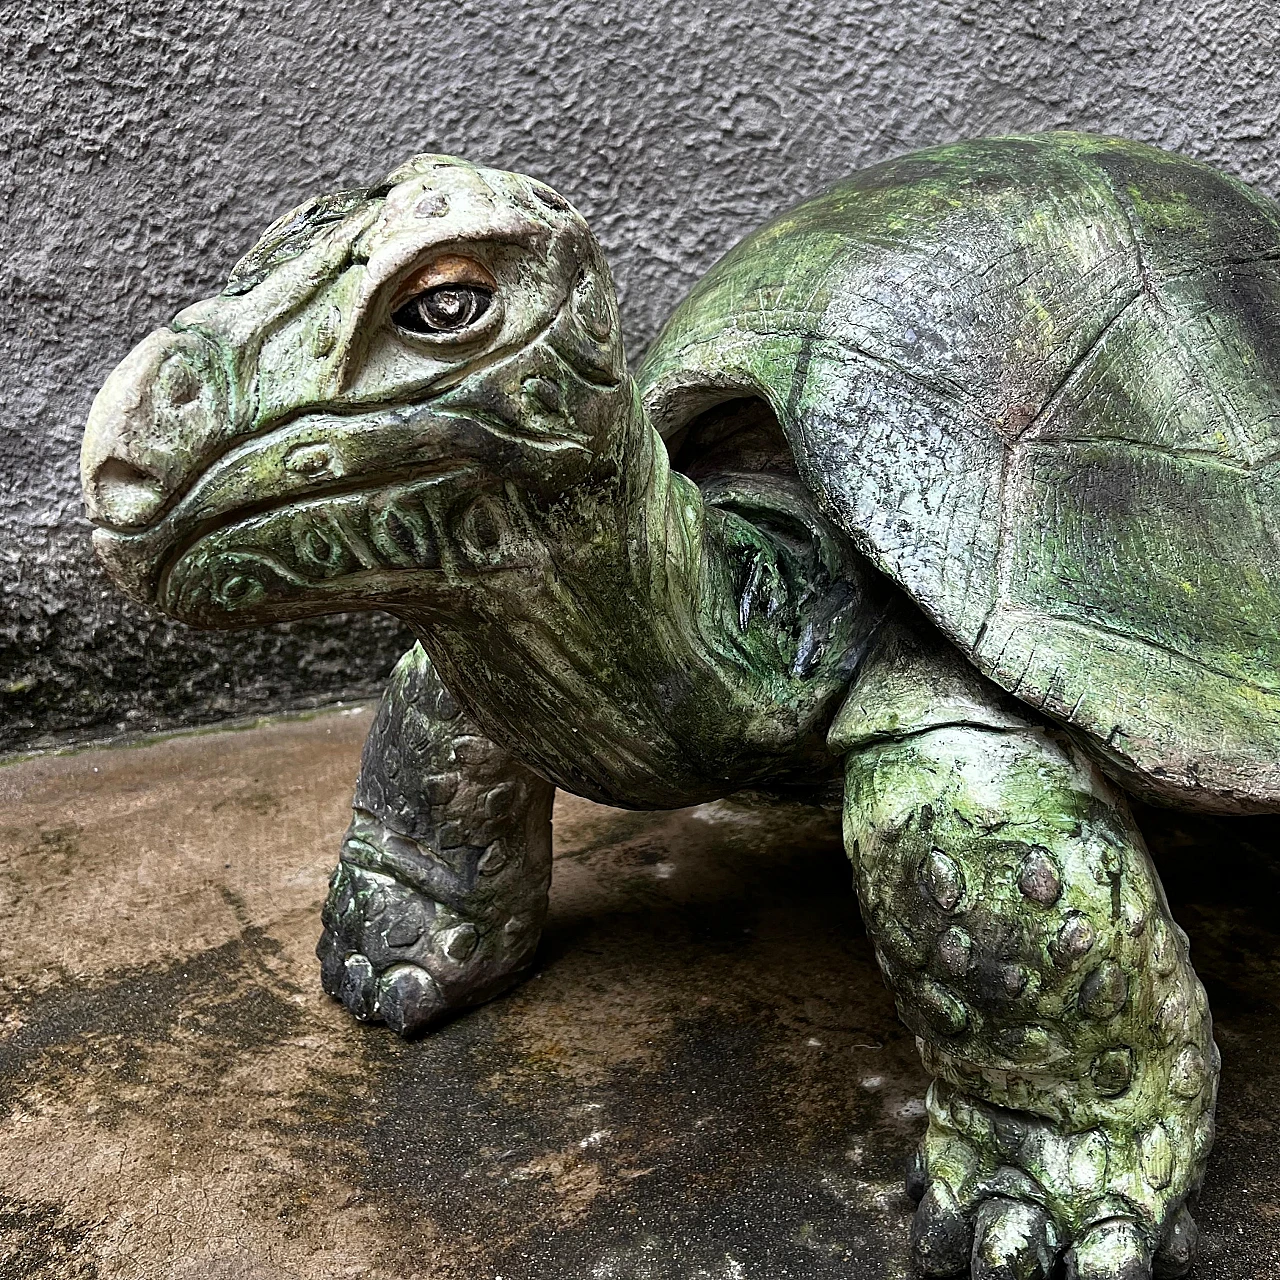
[
  {"left": 315, "top": 645, "right": 554, "bottom": 1038},
  {"left": 317, "top": 861, "right": 455, "bottom": 1035},
  {"left": 907, "top": 1083, "right": 1207, "bottom": 1279},
  {"left": 316, "top": 845, "right": 538, "bottom": 1037}
]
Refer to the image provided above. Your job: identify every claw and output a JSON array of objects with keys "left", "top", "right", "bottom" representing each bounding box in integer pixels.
[
  {"left": 316, "top": 927, "right": 346, "bottom": 997},
  {"left": 337, "top": 951, "right": 378, "bottom": 1020},
  {"left": 1066, "top": 1219, "right": 1152, "bottom": 1280},
  {"left": 377, "top": 961, "right": 447, "bottom": 1036},
  {"left": 971, "top": 1198, "right": 1057, "bottom": 1280},
  {"left": 912, "top": 1180, "right": 972, "bottom": 1278},
  {"left": 1153, "top": 1205, "right": 1198, "bottom": 1279}
]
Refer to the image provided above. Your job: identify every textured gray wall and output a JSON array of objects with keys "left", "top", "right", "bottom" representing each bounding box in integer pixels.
[{"left": 3, "top": 0, "right": 1277, "bottom": 752}]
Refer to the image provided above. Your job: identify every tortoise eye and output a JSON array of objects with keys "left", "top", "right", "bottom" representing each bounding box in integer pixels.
[{"left": 394, "top": 284, "right": 492, "bottom": 334}]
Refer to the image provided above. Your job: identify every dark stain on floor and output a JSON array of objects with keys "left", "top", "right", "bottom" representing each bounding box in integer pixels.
[
  {"left": 0, "top": 1194, "right": 97, "bottom": 1280},
  {"left": 350, "top": 832, "right": 921, "bottom": 1279}
]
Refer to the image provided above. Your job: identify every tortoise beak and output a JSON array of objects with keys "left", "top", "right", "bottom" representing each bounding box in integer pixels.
[{"left": 82, "top": 327, "right": 228, "bottom": 531}]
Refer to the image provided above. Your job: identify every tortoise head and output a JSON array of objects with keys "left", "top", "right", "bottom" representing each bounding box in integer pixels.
[{"left": 81, "top": 156, "right": 630, "bottom": 628}]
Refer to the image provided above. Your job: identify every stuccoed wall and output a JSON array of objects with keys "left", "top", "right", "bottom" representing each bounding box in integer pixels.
[{"left": 2, "top": 1, "right": 1276, "bottom": 753}]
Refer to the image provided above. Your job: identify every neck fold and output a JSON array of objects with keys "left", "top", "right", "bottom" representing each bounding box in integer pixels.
[{"left": 398, "top": 391, "right": 883, "bottom": 808}]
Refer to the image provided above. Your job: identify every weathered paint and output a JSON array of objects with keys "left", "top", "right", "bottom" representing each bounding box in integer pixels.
[
  {"left": 81, "top": 154, "right": 884, "bottom": 810},
  {"left": 840, "top": 618, "right": 1215, "bottom": 1276}
]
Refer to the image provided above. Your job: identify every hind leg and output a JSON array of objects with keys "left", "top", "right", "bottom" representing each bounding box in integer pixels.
[{"left": 317, "top": 643, "right": 555, "bottom": 1035}]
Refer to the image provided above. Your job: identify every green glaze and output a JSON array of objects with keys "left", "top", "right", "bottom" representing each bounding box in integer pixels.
[
  {"left": 81, "top": 134, "right": 1278, "bottom": 1277},
  {"left": 82, "top": 156, "right": 878, "bottom": 809}
]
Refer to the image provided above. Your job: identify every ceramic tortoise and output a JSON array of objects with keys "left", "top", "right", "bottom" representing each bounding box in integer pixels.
[{"left": 82, "top": 131, "right": 1280, "bottom": 1278}]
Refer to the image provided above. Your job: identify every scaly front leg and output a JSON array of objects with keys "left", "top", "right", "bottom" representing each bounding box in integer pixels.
[
  {"left": 836, "top": 625, "right": 1216, "bottom": 1279},
  {"left": 317, "top": 644, "right": 555, "bottom": 1035}
]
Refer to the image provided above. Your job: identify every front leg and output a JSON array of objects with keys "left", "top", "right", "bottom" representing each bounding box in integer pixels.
[
  {"left": 836, "top": 628, "right": 1216, "bottom": 1279},
  {"left": 317, "top": 643, "right": 555, "bottom": 1035}
]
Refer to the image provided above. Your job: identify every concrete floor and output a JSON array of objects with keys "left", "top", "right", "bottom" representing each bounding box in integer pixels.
[{"left": 2, "top": 710, "right": 1280, "bottom": 1279}]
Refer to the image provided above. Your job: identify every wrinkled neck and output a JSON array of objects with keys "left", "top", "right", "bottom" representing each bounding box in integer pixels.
[{"left": 396, "top": 395, "right": 875, "bottom": 807}]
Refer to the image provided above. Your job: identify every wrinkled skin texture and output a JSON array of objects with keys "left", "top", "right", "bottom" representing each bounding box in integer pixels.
[
  {"left": 318, "top": 642, "right": 556, "bottom": 1032},
  {"left": 81, "top": 134, "right": 1280, "bottom": 1276}
]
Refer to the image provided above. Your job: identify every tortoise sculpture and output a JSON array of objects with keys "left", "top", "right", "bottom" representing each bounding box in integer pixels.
[{"left": 79, "top": 130, "right": 1280, "bottom": 1277}]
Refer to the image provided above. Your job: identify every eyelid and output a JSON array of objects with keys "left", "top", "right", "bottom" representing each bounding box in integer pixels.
[{"left": 391, "top": 254, "right": 497, "bottom": 310}]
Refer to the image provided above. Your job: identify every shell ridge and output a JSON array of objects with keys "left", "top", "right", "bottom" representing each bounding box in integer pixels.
[
  {"left": 1019, "top": 435, "right": 1249, "bottom": 472},
  {"left": 1082, "top": 147, "right": 1156, "bottom": 293},
  {"left": 985, "top": 284, "right": 1148, "bottom": 649},
  {"left": 1152, "top": 288, "right": 1257, "bottom": 463},
  {"left": 1014, "top": 605, "right": 1280, "bottom": 697}
]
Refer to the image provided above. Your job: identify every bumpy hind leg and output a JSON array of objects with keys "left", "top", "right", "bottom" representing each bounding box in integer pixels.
[
  {"left": 317, "top": 643, "right": 555, "bottom": 1035},
  {"left": 834, "top": 623, "right": 1216, "bottom": 1279}
]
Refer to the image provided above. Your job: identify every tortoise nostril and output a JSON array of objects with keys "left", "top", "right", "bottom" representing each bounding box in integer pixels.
[
  {"left": 92, "top": 457, "right": 167, "bottom": 529},
  {"left": 160, "top": 359, "right": 201, "bottom": 406}
]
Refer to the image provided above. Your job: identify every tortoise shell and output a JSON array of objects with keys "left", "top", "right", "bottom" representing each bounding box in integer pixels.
[{"left": 638, "top": 132, "right": 1280, "bottom": 813}]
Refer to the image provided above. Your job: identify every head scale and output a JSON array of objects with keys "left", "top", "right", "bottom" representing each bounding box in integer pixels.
[{"left": 81, "top": 155, "right": 631, "bottom": 627}]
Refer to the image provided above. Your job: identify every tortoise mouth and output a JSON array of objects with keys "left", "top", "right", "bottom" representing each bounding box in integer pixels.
[
  {"left": 89, "top": 402, "right": 502, "bottom": 617},
  {"left": 150, "top": 464, "right": 492, "bottom": 628}
]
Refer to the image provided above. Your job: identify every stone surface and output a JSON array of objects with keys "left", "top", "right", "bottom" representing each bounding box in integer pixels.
[
  {"left": 3, "top": 710, "right": 1280, "bottom": 1277},
  {"left": 4, "top": 0, "right": 1278, "bottom": 753}
]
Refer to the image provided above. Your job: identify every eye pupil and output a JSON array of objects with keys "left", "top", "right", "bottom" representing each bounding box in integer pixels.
[
  {"left": 394, "top": 284, "right": 491, "bottom": 334},
  {"left": 425, "top": 290, "right": 465, "bottom": 324}
]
